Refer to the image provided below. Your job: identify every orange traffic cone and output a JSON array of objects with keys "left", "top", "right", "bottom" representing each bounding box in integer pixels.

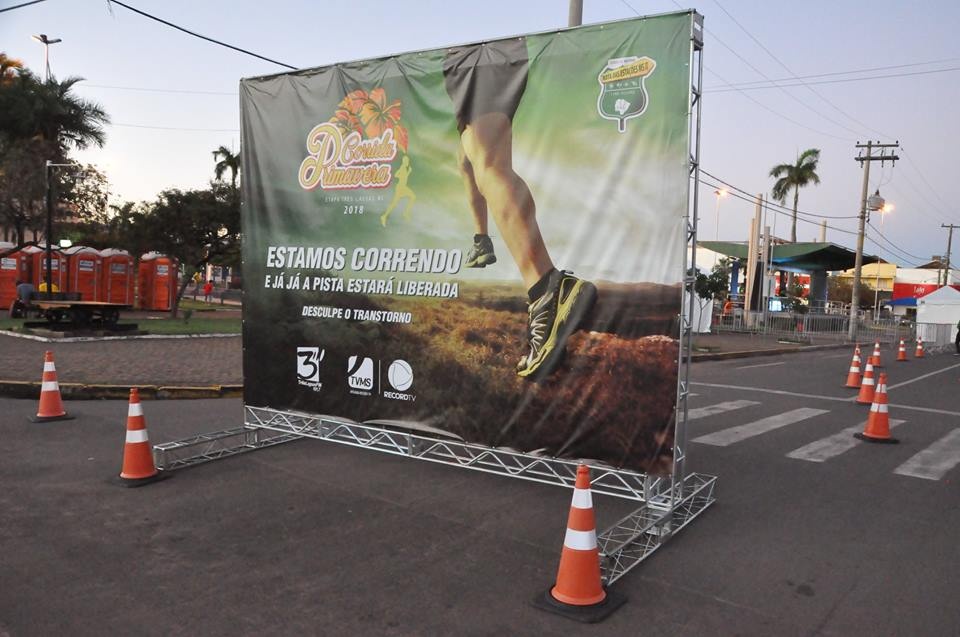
[
  {"left": 118, "top": 388, "right": 164, "bottom": 487},
  {"left": 855, "top": 372, "right": 899, "bottom": 444},
  {"left": 30, "top": 351, "right": 74, "bottom": 422},
  {"left": 870, "top": 342, "right": 882, "bottom": 368},
  {"left": 915, "top": 337, "right": 925, "bottom": 358},
  {"left": 844, "top": 347, "right": 863, "bottom": 388},
  {"left": 534, "top": 464, "right": 625, "bottom": 622},
  {"left": 856, "top": 360, "right": 876, "bottom": 404},
  {"left": 896, "top": 339, "right": 908, "bottom": 362}
]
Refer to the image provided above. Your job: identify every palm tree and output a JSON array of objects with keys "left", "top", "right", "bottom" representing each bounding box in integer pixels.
[
  {"left": 212, "top": 145, "right": 240, "bottom": 189},
  {"left": 769, "top": 148, "right": 821, "bottom": 243}
]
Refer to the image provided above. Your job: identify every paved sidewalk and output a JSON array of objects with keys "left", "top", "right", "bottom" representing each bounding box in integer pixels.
[{"left": 0, "top": 332, "right": 242, "bottom": 387}]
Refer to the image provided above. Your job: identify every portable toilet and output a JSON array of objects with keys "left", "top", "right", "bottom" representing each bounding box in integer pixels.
[
  {"left": 138, "top": 252, "right": 178, "bottom": 311},
  {"left": 64, "top": 246, "right": 102, "bottom": 301},
  {"left": 1, "top": 242, "right": 32, "bottom": 309},
  {"left": 23, "top": 245, "right": 66, "bottom": 292},
  {"left": 100, "top": 248, "right": 135, "bottom": 304}
]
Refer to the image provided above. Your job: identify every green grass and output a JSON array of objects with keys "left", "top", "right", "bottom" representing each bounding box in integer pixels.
[
  {"left": 0, "top": 316, "right": 240, "bottom": 335},
  {"left": 178, "top": 298, "right": 237, "bottom": 312}
]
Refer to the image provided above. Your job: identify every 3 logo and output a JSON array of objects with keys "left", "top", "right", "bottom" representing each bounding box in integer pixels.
[{"left": 296, "top": 347, "right": 325, "bottom": 391}]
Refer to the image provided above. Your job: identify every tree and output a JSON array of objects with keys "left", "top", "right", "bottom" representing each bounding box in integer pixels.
[
  {"left": 0, "top": 68, "right": 110, "bottom": 245},
  {"left": 0, "top": 53, "right": 23, "bottom": 85},
  {"left": 140, "top": 182, "right": 241, "bottom": 316},
  {"left": 212, "top": 145, "right": 240, "bottom": 189},
  {"left": 769, "top": 148, "right": 821, "bottom": 244}
]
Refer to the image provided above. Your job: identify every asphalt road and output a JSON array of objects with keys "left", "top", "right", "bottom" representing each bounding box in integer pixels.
[{"left": 1, "top": 350, "right": 958, "bottom": 636}]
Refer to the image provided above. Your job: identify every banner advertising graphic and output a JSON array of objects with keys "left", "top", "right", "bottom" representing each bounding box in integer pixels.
[{"left": 240, "top": 12, "right": 695, "bottom": 474}]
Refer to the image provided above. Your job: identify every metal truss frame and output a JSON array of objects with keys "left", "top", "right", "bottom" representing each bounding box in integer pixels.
[{"left": 153, "top": 11, "right": 713, "bottom": 587}]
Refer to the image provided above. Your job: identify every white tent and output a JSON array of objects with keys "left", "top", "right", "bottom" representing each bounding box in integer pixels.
[{"left": 915, "top": 286, "right": 960, "bottom": 346}]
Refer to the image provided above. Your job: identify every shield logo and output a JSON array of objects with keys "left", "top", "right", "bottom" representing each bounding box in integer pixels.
[{"left": 597, "top": 56, "right": 656, "bottom": 133}]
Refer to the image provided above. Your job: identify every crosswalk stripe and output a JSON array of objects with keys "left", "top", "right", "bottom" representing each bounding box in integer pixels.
[
  {"left": 786, "top": 419, "right": 906, "bottom": 462},
  {"left": 692, "top": 408, "right": 830, "bottom": 447},
  {"left": 687, "top": 400, "right": 760, "bottom": 421},
  {"left": 893, "top": 429, "right": 960, "bottom": 481}
]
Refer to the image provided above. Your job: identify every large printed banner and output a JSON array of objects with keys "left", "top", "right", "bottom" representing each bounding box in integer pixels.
[{"left": 240, "top": 12, "right": 695, "bottom": 474}]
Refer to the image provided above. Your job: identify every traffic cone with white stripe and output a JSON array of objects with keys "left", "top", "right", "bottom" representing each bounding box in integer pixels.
[
  {"left": 30, "top": 351, "right": 74, "bottom": 422},
  {"left": 856, "top": 360, "right": 876, "bottom": 404},
  {"left": 915, "top": 337, "right": 925, "bottom": 358},
  {"left": 118, "top": 388, "right": 163, "bottom": 486},
  {"left": 870, "top": 342, "right": 882, "bottom": 368},
  {"left": 855, "top": 372, "right": 899, "bottom": 444},
  {"left": 844, "top": 346, "right": 863, "bottom": 388},
  {"left": 533, "top": 464, "right": 625, "bottom": 623},
  {"left": 896, "top": 339, "right": 908, "bottom": 362}
]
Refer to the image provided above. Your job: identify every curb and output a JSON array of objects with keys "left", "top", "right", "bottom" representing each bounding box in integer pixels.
[
  {"left": 690, "top": 342, "right": 852, "bottom": 362},
  {"left": 0, "top": 329, "right": 240, "bottom": 343},
  {"left": 0, "top": 381, "right": 243, "bottom": 400}
]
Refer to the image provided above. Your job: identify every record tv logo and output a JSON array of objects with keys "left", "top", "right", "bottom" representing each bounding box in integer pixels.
[{"left": 384, "top": 359, "right": 415, "bottom": 401}]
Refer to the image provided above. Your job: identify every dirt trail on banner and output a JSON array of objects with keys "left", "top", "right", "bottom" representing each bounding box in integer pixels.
[{"left": 245, "top": 281, "right": 680, "bottom": 474}]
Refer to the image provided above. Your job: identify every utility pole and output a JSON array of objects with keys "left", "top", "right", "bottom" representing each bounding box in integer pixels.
[
  {"left": 848, "top": 141, "right": 899, "bottom": 341},
  {"left": 568, "top": 0, "right": 583, "bottom": 27},
  {"left": 942, "top": 224, "right": 959, "bottom": 285}
]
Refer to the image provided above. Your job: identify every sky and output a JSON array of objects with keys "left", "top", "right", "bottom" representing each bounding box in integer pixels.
[{"left": 2, "top": 0, "right": 959, "bottom": 268}]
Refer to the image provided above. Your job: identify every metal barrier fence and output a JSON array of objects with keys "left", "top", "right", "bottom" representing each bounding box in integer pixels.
[
  {"left": 916, "top": 322, "right": 955, "bottom": 352},
  {"left": 713, "top": 309, "right": 914, "bottom": 345}
]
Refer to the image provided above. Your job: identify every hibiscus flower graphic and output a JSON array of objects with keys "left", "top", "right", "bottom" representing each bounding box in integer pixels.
[{"left": 328, "top": 87, "right": 408, "bottom": 152}]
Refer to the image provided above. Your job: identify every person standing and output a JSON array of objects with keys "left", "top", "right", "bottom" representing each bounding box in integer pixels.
[
  {"left": 955, "top": 317, "right": 960, "bottom": 354},
  {"left": 203, "top": 280, "right": 214, "bottom": 303}
]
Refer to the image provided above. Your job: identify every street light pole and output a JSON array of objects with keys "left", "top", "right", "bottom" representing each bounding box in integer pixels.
[
  {"left": 31, "top": 34, "right": 62, "bottom": 81},
  {"left": 848, "top": 142, "right": 898, "bottom": 341},
  {"left": 43, "top": 162, "right": 83, "bottom": 299}
]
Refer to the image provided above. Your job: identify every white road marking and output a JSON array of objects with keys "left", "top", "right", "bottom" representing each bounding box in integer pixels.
[
  {"left": 886, "top": 363, "right": 960, "bottom": 391},
  {"left": 691, "top": 382, "right": 854, "bottom": 403},
  {"left": 893, "top": 429, "right": 960, "bottom": 481},
  {"left": 692, "top": 408, "right": 830, "bottom": 447},
  {"left": 734, "top": 361, "right": 785, "bottom": 370},
  {"left": 687, "top": 400, "right": 760, "bottom": 421},
  {"left": 786, "top": 419, "right": 905, "bottom": 462}
]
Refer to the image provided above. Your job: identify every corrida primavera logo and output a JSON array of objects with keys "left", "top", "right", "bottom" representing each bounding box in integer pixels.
[{"left": 597, "top": 56, "right": 656, "bottom": 133}]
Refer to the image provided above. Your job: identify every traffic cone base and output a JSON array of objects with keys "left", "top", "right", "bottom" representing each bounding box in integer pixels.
[
  {"left": 28, "top": 413, "right": 76, "bottom": 423},
  {"left": 533, "top": 587, "right": 627, "bottom": 624},
  {"left": 117, "top": 471, "right": 167, "bottom": 488},
  {"left": 854, "top": 431, "right": 900, "bottom": 444}
]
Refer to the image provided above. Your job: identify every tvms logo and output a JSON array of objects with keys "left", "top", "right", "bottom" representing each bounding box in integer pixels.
[
  {"left": 347, "top": 355, "right": 374, "bottom": 396},
  {"left": 297, "top": 347, "right": 324, "bottom": 392},
  {"left": 383, "top": 359, "right": 415, "bottom": 402}
]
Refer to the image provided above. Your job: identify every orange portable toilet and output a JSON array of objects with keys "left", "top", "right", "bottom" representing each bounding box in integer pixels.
[
  {"left": 1, "top": 241, "right": 33, "bottom": 308},
  {"left": 100, "top": 248, "right": 135, "bottom": 304},
  {"left": 64, "top": 246, "right": 102, "bottom": 301},
  {"left": 138, "top": 252, "right": 178, "bottom": 311},
  {"left": 23, "top": 245, "right": 66, "bottom": 292}
]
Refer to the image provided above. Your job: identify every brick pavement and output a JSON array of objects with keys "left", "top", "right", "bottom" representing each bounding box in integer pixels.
[{"left": 0, "top": 333, "right": 242, "bottom": 386}]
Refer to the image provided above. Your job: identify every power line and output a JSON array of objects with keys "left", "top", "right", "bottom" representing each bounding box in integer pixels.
[
  {"left": 700, "top": 177, "right": 859, "bottom": 238},
  {"left": 105, "top": 0, "right": 297, "bottom": 70},
  {"left": 0, "top": 0, "right": 49, "bottom": 13},
  {"left": 866, "top": 222, "right": 925, "bottom": 266},
  {"left": 711, "top": 0, "right": 889, "bottom": 141},
  {"left": 701, "top": 169, "right": 858, "bottom": 219},
  {"left": 706, "top": 65, "right": 960, "bottom": 93},
  {"left": 705, "top": 56, "right": 960, "bottom": 89}
]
